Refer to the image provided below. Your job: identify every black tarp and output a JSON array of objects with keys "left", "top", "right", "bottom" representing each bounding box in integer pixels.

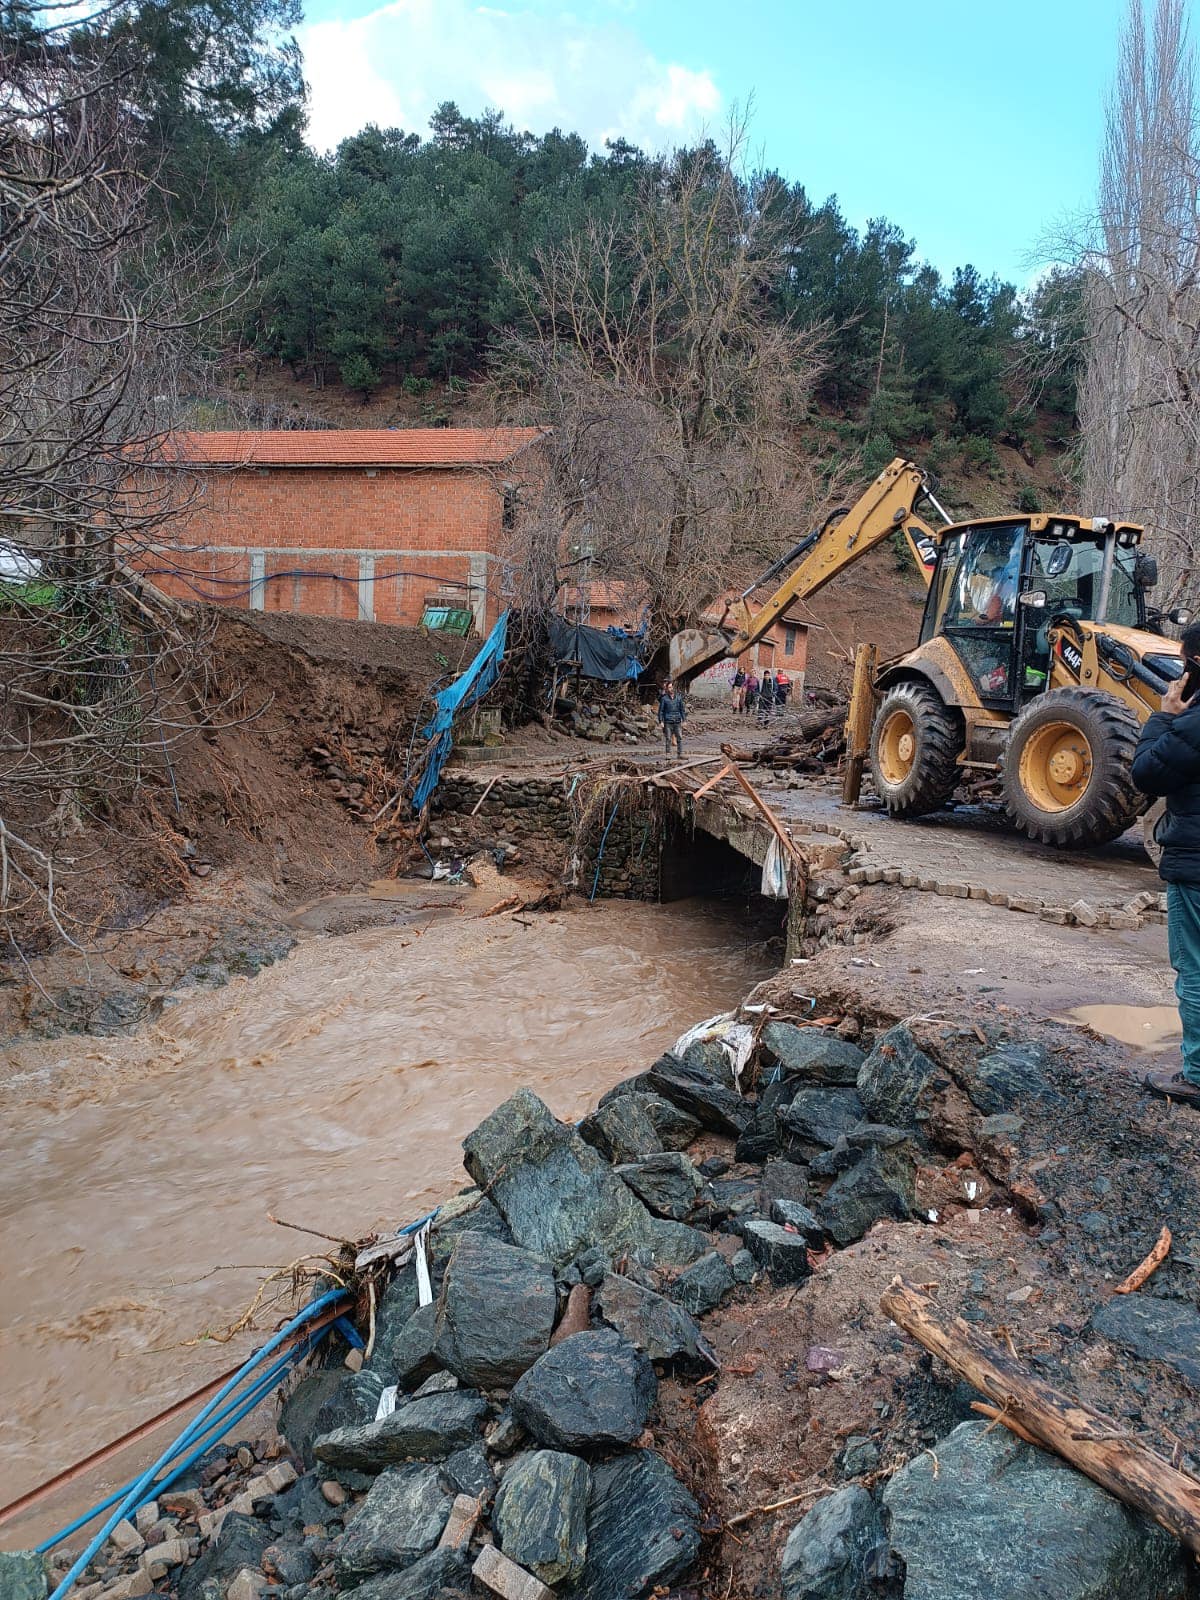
[{"left": 548, "top": 617, "right": 645, "bottom": 681}]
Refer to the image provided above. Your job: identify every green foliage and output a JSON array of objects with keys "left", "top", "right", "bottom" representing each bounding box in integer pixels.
[
  {"left": 961, "top": 434, "right": 1000, "bottom": 471},
  {"left": 1016, "top": 485, "right": 1042, "bottom": 512}
]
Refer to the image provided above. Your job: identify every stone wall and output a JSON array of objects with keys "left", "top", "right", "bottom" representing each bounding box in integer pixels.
[{"left": 431, "top": 775, "right": 660, "bottom": 900}]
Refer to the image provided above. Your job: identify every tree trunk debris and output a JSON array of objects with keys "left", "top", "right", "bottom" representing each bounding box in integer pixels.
[{"left": 880, "top": 1277, "right": 1200, "bottom": 1556}]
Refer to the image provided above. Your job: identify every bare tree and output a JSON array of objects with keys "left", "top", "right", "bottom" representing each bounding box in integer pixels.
[
  {"left": 0, "top": 21, "right": 233, "bottom": 959},
  {"left": 487, "top": 122, "right": 834, "bottom": 647},
  {"left": 1079, "top": 0, "right": 1200, "bottom": 603}
]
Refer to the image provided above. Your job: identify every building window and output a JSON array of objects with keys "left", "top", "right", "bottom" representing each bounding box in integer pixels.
[
  {"left": 784, "top": 624, "right": 797, "bottom": 657},
  {"left": 502, "top": 484, "right": 519, "bottom": 532}
]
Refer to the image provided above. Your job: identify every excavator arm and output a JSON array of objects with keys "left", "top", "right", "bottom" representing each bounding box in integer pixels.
[{"left": 668, "top": 458, "right": 950, "bottom": 683}]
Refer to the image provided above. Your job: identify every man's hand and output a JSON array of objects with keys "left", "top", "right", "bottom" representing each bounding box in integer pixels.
[{"left": 1162, "top": 676, "right": 1191, "bottom": 715}]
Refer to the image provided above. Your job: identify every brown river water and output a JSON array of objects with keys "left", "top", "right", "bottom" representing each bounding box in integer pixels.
[{"left": 0, "top": 891, "right": 771, "bottom": 1546}]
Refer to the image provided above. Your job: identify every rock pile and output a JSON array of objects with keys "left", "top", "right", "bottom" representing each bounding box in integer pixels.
[{"left": 19, "top": 1003, "right": 1195, "bottom": 1600}]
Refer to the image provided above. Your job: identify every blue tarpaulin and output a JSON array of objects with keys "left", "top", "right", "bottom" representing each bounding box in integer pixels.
[{"left": 411, "top": 611, "right": 509, "bottom": 813}]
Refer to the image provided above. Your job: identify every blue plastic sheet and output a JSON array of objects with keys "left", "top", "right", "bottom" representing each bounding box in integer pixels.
[{"left": 412, "top": 610, "right": 509, "bottom": 812}]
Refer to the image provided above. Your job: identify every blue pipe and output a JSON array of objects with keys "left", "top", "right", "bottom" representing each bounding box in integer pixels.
[
  {"left": 47, "top": 1288, "right": 349, "bottom": 1600},
  {"left": 35, "top": 1334, "right": 322, "bottom": 1554},
  {"left": 589, "top": 802, "right": 620, "bottom": 902}
]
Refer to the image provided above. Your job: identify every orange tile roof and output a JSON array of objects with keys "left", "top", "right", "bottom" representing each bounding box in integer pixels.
[{"left": 166, "top": 427, "right": 547, "bottom": 467}]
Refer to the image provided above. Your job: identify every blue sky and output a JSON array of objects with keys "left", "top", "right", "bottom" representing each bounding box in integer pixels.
[{"left": 296, "top": 0, "right": 1129, "bottom": 286}]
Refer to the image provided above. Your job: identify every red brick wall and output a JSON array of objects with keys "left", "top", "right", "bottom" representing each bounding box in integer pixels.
[{"left": 151, "top": 464, "right": 515, "bottom": 627}]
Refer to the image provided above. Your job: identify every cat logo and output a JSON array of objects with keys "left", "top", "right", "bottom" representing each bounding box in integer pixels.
[
  {"left": 1058, "top": 639, "right": 1084, "bottom": 676},
  {"left": 909, "top": 529, "right": 939, "bottom": 571}
]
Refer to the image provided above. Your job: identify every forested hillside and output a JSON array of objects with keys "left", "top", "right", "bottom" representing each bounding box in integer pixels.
[{"left": 239, "top": 104, "right": 1081, "bottom": 479}]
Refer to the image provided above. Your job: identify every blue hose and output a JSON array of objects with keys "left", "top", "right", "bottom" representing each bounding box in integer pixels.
[
  {"left": 47, "top": 1288, "right": 349, "bottom": 1600},
  {"left": 589, "top": 802, "right": 620, "bottom": 902},
  {"left": 35, "top": 1332, "right": 324, "bottom": 1554}
]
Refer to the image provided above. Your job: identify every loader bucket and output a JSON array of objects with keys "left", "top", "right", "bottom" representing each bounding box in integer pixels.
[{"left": 669, "top": 628, "right": 732, "bottom": 683}]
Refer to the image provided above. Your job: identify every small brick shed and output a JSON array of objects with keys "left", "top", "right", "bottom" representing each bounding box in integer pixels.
[{"left": 156, "top": 428, "right": 547, "bottom": 630}]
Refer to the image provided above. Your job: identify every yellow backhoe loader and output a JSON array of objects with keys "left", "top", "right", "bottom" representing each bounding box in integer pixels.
[{"left": 669, "top": 457, "right": 1190, "bottom": 850}]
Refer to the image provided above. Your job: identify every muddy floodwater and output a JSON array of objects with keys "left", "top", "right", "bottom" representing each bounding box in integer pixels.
[{"left": 0, "top": 891, "right": 772, "bottom": 1544}]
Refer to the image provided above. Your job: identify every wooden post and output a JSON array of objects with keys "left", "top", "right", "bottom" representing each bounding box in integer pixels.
[
  {"left": 842, "top": 641, "right": 878, "bottom": 805},
  {"left": 880, "top": 1278, "right": 1200, "bottom": 1556}
]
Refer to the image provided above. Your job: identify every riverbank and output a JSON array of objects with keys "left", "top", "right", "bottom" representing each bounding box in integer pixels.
[{"left": 13, "top": 922, "right": 1200, "bottom": 1600}]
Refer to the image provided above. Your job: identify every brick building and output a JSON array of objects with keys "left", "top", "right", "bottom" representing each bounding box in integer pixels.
[{"left": 155, "top": 428, "right": 546, "bottom": 630}]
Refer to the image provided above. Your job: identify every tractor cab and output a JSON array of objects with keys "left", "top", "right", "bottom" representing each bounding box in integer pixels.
[{"left": 917, "top": 515, "right": 1157, "bottom": 715}]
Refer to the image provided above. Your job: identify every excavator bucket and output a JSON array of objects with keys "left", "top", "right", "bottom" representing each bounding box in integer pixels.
[{"left": 669, "top": 627, "right": 733, "bottom": 683}]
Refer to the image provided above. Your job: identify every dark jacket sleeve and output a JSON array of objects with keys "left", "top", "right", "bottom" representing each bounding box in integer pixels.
[{"left": 1132, "top": 707, "right": 1200, "bottom": 797}]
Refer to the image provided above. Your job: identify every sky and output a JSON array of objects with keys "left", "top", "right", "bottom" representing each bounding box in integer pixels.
[{"left": 296, "top": 0, "right": 1130, "bottom": 286}]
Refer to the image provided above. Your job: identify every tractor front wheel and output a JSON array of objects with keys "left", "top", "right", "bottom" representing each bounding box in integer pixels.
[
  {"left": 1001, "top": 688, "right": 1142, "bottom": 848},
  {"left": 868, "top": 682, "right": 962, "bottom": 817}
]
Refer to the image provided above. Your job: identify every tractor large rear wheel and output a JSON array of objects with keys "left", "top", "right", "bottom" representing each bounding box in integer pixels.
[
  {"left": 1001, "top": 688, "right": 1142, "bottom": 848},
  {"left": 869, "top": 682, "right": 962, "bottom": 817}
]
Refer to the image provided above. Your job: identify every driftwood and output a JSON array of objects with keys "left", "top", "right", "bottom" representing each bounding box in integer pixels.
[{"left": 880, "top": 1277, "right": 1200, "bottom": 1556}]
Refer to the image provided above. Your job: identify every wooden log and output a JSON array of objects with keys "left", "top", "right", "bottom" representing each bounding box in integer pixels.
[{"left": 880, "top": 1277, "right": 1200, "bottom": 1555}]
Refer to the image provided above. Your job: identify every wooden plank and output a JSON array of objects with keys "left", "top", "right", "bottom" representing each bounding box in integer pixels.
[
  {"left": 692, "top": 761, "right": 734, "bottom": 800},
  {"left": 880, "top": 1277, "right": 1200, "bottom": 1556},
  {"left": 716, "top": 747, "right": 805, "bottom": 870}
]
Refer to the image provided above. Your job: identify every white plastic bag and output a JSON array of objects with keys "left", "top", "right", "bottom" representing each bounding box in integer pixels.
[{"left": 760, "top": 834, "right": 788, "bottom": 898}]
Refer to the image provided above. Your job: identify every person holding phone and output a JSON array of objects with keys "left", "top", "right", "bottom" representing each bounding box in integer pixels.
[{"left": 1132, "top": 621, "right": 1200, "bottom": 1105}]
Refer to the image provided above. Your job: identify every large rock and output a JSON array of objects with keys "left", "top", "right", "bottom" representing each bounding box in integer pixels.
[
  {"left": 579, "top": 1096, "right": 664, "bottom": 1163},
  {"left": 781, "top": 1485, "right": 886, "bottom": 1600},
  {"left": 669, "top": 1250, "right": 735, "bottom": 1317},
  {"left": 462, "top": 1088, "right": 666, "bottom": 1267},
  {"left": 493, "top": 1450, "right": 590, "bottom": 1585},
  {"left": 510, "top": 1330, "right": 656, "bottom": 1450},
  {"left": 882, "top": 1421, "right": 1193, "bottom": 1600},
  {"left": 614, "top": 1153, "right": 702, "bottom": 1220},
  {"left": 642, "top": 1094, "right": 703, "bottom": 1151},
  {"left": 642, "top": 1053, "right": 753, "bottom": 1134},
  {"left": 0, "top": 1555, "right": 45, "bottom": 1600},
  {"left": 342, "top": 1548, "right": 472, "bottom": 1600},
  {"left": 734, "top": 1102, "right": 782, "bottom": 1164},
  {"left": 429, "top": 1191, "right": 513, "bottom": 1262},
  {"left": 761, "top": 1023, "right": 866, "bottom": 1085},
  {"left": 277, "top": 1369, "right": 346, "bottom": 1464},
  {"left": 1091, "top": 1293, "right": 1200, "bottom": 1387},
  {"left": 770, "top": 1198, "right": 826, "bottom": 1244},
  {"left": 567, "top": 1450, "right": 701, "bottom": 1600},
  {"left": 440, "top": 1443, "right": 496, "bottom": 1502},
  {"left": 595, "top": 1273, "right": 703, "bottom": 1362},
  {"left": 817, "top": 1142, "right": 915, "bottom": 1246},
  {"left": 742, "top": 1220, "right": 811, "bottom": 1283},
  {"left": 336, "top": 1465, "right": 451, "bottom": 1580},
  {"left": 856, "top": 1025, "right": 943, "bottom": 1129},
  {"left": 314, "top": 1391, "right": 487, "bottom": 1470},
  {"left": 779, "top": 1088, "right": 865, "bottom": 1156},
  {"left": 958, "top": 1041, "right": 1065, "bottom": 1115},
  {"left": 434, "top": 1233, "right": 556, "bottom": 1390},
  {"left": 388, "top": 1303, "right": 441, "bottom": 1390}
]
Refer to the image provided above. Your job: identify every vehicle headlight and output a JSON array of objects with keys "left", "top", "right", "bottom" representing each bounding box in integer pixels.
[{"left": 1144, "top": 652, "right": 1185, "bottom": 680}]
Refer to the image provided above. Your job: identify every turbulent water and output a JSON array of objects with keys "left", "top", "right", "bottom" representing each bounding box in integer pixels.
[{"left": 0, "top": 891, "right": 771, "bottom": 1544}]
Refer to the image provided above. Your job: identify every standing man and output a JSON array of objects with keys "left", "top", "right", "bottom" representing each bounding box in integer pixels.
[
  {"left": 659, "top": 678, "right": 686, "bottom": 759},
  {"left": 732, "top": 666, "right": 747, "bottom": 715},
  {"left": 1132, "top": 627, "right": 1200, "bottom": 1106}
]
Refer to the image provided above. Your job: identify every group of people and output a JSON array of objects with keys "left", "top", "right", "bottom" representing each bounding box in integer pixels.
[
  {"left": 732, "top": 666, "right": 792, "bottom": 724},
  {"left": 656, "top": 663, "right": 794, "bottom": 757}
]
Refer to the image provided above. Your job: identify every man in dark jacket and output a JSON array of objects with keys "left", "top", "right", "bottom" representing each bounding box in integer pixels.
[
  {"left": 1132, "top": 622, "right": 1200, "bottom": 1105},
  {"left": 659, "top": 680, "right": 686, "bottom": 758}
]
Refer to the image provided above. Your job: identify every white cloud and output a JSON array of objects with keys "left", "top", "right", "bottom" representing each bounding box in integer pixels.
[{"left": 299, "top": 0, "right": 722, "bottom": 155}]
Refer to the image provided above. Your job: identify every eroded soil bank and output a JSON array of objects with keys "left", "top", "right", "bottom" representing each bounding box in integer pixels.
[{"left": 0, "top": 887, "right": 771, "bottom": 1543}]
